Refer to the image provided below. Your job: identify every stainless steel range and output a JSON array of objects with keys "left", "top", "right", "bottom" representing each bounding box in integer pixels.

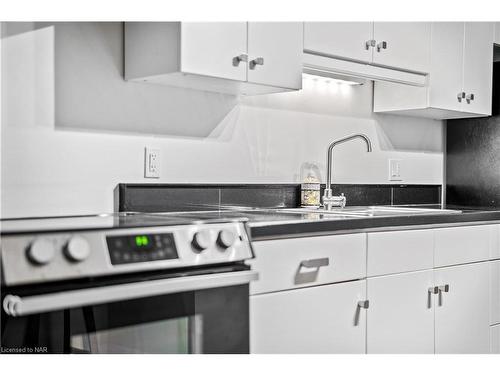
[{"left": 0, "top": 213, "right": 256, "bottom": 354}]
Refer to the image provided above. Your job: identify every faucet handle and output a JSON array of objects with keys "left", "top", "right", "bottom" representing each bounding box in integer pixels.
[
  {"left": 337, "top": 193, "right": 346, "bottom": 208},
  {"left": 322, "top": 192, "right": 346, "bottom": 210}
]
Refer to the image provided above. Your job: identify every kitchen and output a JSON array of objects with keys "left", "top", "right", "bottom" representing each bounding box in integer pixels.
[{"left": 1, "top": 0, "right": 500, "bottom": 370}]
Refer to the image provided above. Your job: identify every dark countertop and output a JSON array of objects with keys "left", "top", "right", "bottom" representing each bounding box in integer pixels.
[
  {"left": 2, "top": 206, "right": 499, "bottom": 241},
  {"left": 248, "top": 207, "right": 500, "bottom": 241}
]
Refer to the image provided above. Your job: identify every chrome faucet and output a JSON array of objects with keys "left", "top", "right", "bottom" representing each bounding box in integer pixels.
[{"left": 322, "top": 134, "right": 373, "bottom": 210}]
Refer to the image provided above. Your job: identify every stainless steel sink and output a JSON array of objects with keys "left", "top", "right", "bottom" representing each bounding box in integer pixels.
[{"left": 273, "top": 206, "right": 462, "bottom": 217}]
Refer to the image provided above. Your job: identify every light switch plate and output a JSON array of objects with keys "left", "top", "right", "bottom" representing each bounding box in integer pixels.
[
  {"left": 389, "top": 159, "right": 402, "bottom": 181},
  {"left": 144, "top": 147, "right": 160, "bottom": 178}
]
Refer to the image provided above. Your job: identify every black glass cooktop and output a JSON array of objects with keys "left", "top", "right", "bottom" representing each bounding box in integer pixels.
[{"left": 0, "top": 208, "right": 357, "bottom": 234}]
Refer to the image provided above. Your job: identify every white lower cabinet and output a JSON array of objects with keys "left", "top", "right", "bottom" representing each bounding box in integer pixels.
[
  {"left": 491, "top": 260, "right": 500, "bottom": 326},
  {"left": 366, "top": 270, "right": 435, "bottom": 353},
  {"left": 491, "top": 325, "right": 500, "bottom": 354},
  {"left": 367, "top": 263, "right": 491, "bottom": 354},
  {"left": 249, "top": 224, "right": 496, "bottom": 353},
  {"left": 434, "top": 262, "right": 490, "bottom": 353},
  {"left": 250, "top": 280, "right": 367, "bottom": 354}
]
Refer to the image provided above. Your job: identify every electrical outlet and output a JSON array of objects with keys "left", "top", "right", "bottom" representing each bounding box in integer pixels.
[
  {"left": 144, "top": 147, "right": 160, "bottom": 178},
  {"left": 389, "top": 159, "right": 402, "bottom": 181}
]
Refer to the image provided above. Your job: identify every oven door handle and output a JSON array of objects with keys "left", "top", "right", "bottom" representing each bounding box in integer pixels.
[{"left": 3, "top": 270, "right": 258, "bottom": 317}]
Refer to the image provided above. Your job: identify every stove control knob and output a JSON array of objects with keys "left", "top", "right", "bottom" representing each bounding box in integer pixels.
[
  {"left": 64, "top": 236, "right": 90, "bottom": 262},
  {"left": 192, "top": 231, "right": 211, "bottom": 251},
  {"left": 217, "top": 229, "right": 237, "bottom": 249},
  {"left": 27, "top": 238, "right": 55, "bottom": 265}
]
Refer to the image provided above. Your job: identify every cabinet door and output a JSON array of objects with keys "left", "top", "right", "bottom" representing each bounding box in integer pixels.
[
  {"left": 496, "top": 22, "right": 500, "bottom": 44},
  {"left": 250, "top": 281, "right": 367, "bottom": 354},
  {"left": 434, "top": 262, "right": 490, "bottom": 354},
  {"left": 372, "top": 22, "right": 431, "bottom": 73},
  {"left": 304, "top": 22, "right": 373, "bottom": 63},
  {"left": 462, "top": 22, "right": 494, "bottom": 116},
  {"left": 180, "top": 22, "right": 247, "bottom": 82},
  {"left": 427, "top": 22, "right": 465, "bottom": 112},
  {"left": 491, "top": 325, "right": 500, "bottom": 354},
  {"left": 247, "top": 22, "right": 303, "bottom": 89},
  {"left": 366, "top": 270, "right": 435, "bottom": 353}
]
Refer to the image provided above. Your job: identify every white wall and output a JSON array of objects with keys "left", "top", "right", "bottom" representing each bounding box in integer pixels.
[{"left": 1, "top": 22, "right": 444, "bottom": 218}]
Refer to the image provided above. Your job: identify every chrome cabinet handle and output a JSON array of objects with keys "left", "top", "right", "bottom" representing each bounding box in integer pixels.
[
  {"left": 358, "top": 300, "right": 369, "bottom": 309},
  {"left": 249, "top": 57, "right": 264, "bottom": 70},
  {"left": 457, "top": 92, "right": 466, "bottom": 102},
  {"left": 300, "top": 257, "right": 329, "bottom": 268},
  {"left": 232, "top": 53, "right": 248, "bottom": 67},
  {"left": 354, "top": 300, "right": 369, "bottom": 326},
  {"left": 428, "top": 286, "right": 438, "bottom": 309},
  {"left": 376, "top": 41, "right": 387, "bottom": 52},
  {"left": 465, "top": 93, "right": 475, "bottom": 103},
  {"left": 438, "top": 284, "right": 450, "bottom": 293},
  {"left": 437, "top": 284, "right": 450, "bottom": 307},
  {"left": 365, "top": 39, "right": 376, "bottom": 50}
]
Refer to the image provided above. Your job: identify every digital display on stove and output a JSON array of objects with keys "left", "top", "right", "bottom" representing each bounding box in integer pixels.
[
  {"left": 106, "top": 233, "right": 178, "bottom": 265},
  {"left": 133, "top": 235, "right": 152, "bottom": 249}
]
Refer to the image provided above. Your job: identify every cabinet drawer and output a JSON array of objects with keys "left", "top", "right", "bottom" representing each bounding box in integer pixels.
[
  {"left": 367, "top": 229, "right": 434, "bottom": 276},
  {"left": 249, "top": 234, "right": 366, "bottom": 295},
  {"left": 434, "top": 225, "right": 493, "bottom": 267},
  {"left": 491, "top": 260, "right": 500, "bottom": 326}
]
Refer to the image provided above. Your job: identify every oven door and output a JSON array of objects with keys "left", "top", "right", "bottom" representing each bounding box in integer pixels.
[{"left": 1, "top": 266, "right": 257, "bottom": 354}]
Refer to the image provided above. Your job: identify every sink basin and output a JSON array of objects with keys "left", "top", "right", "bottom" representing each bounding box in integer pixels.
[{"left": 274, "top": 206, "right": 462, "bottom": 217}]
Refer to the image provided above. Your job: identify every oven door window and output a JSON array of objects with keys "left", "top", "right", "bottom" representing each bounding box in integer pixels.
[
  {"left": 70, "top": 314, "right": 203, "bottom": 354},
  {"left": 1, "top": 284, "right": 249, "bottom": 354}
]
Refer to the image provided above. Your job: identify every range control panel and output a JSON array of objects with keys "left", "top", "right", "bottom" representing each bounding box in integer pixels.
[
  {"left": 0, "top": 222, "right": 253, "bottom": 286},
  {"left": 107, "top": 233, "right": 178, "bottom": 265}
]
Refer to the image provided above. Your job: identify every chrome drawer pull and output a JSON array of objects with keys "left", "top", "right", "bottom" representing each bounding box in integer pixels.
[{"left": 300, "top": 257, "right": 329, "bottom": 268}]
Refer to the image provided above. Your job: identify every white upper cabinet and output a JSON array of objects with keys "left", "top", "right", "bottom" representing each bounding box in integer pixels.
[
  {"left": 495, "top": 22, "right": 500, "bottom": 44},
  {"left": 247, "top": 22, "right": 303, "bottom": 89},
  {"left": 426, "top": 22, "right": 464, "bottom": 113},
  {"left": 180, "top": 23, "right": 247, "bottom": 82},
  {"left": 304, "top": 22, "right": 430, "bottom": 73},
  {"left": 125, "top": 22, "right": 303, "bottom": 95},
  {"left": 304, "top": 22, "right": 374, "bottom": 63},
  {"left": 372, "top": 22, "right": 431, "bottom": 73},
  {"left": 462, "top": 22, "right": 495, "bottom": 115},
  {"left": 374, "top": 22, "right": 495, "bottom": 119}
]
